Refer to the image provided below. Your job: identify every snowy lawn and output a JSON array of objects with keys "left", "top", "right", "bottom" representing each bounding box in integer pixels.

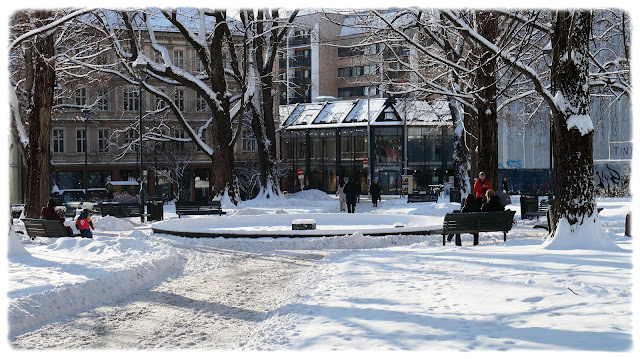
[{"left": 6, "top": 191, "right": 634, "bottom": 351}]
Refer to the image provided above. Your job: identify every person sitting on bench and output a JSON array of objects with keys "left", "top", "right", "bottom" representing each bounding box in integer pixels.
[
  {"left": 447, "top": 193, "right": 481, "bottom": 245},
  {"left": 481, "top": 189, "right": 505, "bottom": 212},
  {"left": 41, "top": 197, "right": 73, "bottom": 236}
]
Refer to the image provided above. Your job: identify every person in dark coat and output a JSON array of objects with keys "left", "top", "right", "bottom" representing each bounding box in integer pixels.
[
  {"left": 41, "top": 198, "right": 74, "bottom": 236},
  {"left": 370, "top": 181, "right": 382, "bottom": 207},
  {"left": 75, "top": 208, "right": 95, "bottom": 238},
  {"left": 447, "top": 193, "right": 481, "bottom": 245},
  {"left": 481, "top": 189, "right": 505, "bottom": 212},
  {"left": 343, "top": 178, "right": 359, "bottom": 213},
  {"left": 501, "top": 178, "right": 509, "bottom": 193}
]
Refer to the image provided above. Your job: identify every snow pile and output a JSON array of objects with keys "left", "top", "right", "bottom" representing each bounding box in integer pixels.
[
  {"left": 233, "top": 208, "right": 269, "bottom": 216},
  {"left": 8, "top": 234, "right": 183, "bottom": 336},
  {"left": 8, "top": 226, "right": 31, "bottom": 258},
  {"left": 93, "top": 215, "right": 135, "bottom": 231},
  {"left": 286, "top": 189, "right": 335, "bottom": 202},
  {"left": 542, "top": 214, "right": 623, "bottom": 251}
]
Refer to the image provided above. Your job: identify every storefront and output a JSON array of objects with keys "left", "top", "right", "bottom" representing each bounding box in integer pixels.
[{"left": 279, "top": 98, "right": 454, "bottom": 194}]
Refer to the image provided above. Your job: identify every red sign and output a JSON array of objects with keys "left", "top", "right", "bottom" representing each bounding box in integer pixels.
[
  {"left": 297, "top": 168, "right": 303, "bottom": 176},
  {"left": 363, "top": 158, "right": 368, "bottom": 165}
]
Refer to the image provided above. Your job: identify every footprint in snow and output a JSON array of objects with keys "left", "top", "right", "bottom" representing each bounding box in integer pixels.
[{"left": 522, "top": 296, "right": 544, "bottom": 303}]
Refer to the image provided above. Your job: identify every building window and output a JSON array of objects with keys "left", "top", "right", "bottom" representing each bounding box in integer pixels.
[
  {"left": 173, "top": 49, "right": 185, "bottom": 69},
  {"left": 124, "top": 128, "right": 138, "bottom": 152},
  {"left": 123, "top": 88, "right": 139, "bottom": 111},
  {"left": 75, "top": 88, "right": 87, "bottom": 106},
  {"left": 242, "top": 129, "right": 257, "bottom": 153},
  {"left": 338, "top": 86, "right": 365, "bottom": 98},
  {"left": 52, "top": 129, "right": 65, "bottom": 153},
  {"left": 174, "top": 89, "right": 185, "bottom": 111},
  {"left": 76, "top": 129, "right": 87, "bottom": 153},
  {"left": 155, "top": 89, "right": 167, "bottom": 110},
  {"left": 195, "top": 58, "right": 205, "bottom": 73},
  {"left": 97, "top": 89, "right": 110, "bottom": 111},
  {"left": 98, "top": 129, "right": 110, "bottom": 153},
  {"left": 174, "top": 129, "right": 187, "bottom": 150},
  {"left": 196, "top": 94, "right": 208, "bottom": 112},
  {"left": 338, "top": 47, "right": 364, "bottom": 58}
]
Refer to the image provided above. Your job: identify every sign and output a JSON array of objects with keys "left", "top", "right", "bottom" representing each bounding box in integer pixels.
[
  {"left": 401, "top": 175, "right": 413, "bottom": 195},
  {"left": 297, "top": 168, "right": 303, "bottom": 176},
  {"left": 610, "top": 141, "right": 632, "bottom": 160},
  {"left": 363, "top": 158, "right": 368, "bottom": 167}
]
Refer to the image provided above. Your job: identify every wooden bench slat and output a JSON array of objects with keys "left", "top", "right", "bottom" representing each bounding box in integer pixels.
[
  {"left": 442, "top": 211, "right": 515, "bottom": 245},
  {"left": 22, "top": 218, "right": 77, "bottom": 239},
  {"left": 175, "top": 201, "right": 225, "bottom": 217}
]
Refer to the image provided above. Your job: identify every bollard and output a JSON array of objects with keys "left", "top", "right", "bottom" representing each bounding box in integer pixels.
[{"left": 625, "top": 212, "right": 631, "bottom": 237}]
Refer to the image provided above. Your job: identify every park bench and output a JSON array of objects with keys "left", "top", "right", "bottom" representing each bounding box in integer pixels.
[
  {"left": 98, "top": 202, "right": 141, "bottom": 218},
  {"left": 442, "top": 210, "right": 516, "bottom": 246},
  {"left": 408, "top": 188, "right": 440, "bottom": 203},
  {"left": 21, "top": 218, "right": 78, "bottom": 240},
  {"left": 524, "top": 199, "right": 550, "bottom": 220},
  {"left": 175, "top": 200, "right": 225, "bottom": 218}
]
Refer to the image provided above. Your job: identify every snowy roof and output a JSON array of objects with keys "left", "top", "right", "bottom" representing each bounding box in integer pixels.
[{"left": 279, "top": 98, "right": 451, "bottom": 131}]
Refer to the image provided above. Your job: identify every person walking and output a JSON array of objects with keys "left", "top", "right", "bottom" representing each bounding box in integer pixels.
[
  {"left": 75, "top": 208, "right": 95, "bottom": 238},
  {"left": 370, "top": 181, "right": 382, "bottom": 207},
  {"left": 474, "top": 171, "right": 492, "bottom": 200},
  {"left": 501, "top": 177, "right": 509, "bottom": 193},
  {"left": 343, "top": 178, "right": 359, "bottom": 213},
  {"left": 336, "top": 179, "right": 347, "bottom": 211}
]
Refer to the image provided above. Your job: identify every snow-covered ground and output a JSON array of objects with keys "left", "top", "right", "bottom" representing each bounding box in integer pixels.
[{"left": 6, "top": 191, "right": 635, "bottom": 352}]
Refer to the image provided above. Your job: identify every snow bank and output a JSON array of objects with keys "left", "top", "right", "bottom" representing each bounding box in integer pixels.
[
  {"left": 8, "top": 226, "right": 30, "bottom": 258},
  {"left": 93, "top": 215, "right": 135, "bottom": 231},
  {"left": 543, "top": 215, "right": 623, "bottom": 251},
  {"left": 286, "top": 189, "right": 334, "bottom": 201},
  {"left": 8, "top": 235, "right": 183, "bottom": 336}
]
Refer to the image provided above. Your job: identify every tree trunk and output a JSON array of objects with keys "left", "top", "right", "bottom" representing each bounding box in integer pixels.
[
  {"left": 551, "top": 10, "right": 595, "bottom": 230},
  {"left": 473, "top": 10, "right": 500, "bottom": 193},
  {"left": 448, "top": 96, "right": 470, "bottom": 194},
  {"left": 23, "top": 12, "right": 55, "bottom": 219},
  {"left": 209, "top": 11, "right": 239, "bottom": 203}
]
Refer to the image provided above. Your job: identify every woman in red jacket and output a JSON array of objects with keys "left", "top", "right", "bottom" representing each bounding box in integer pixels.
[{"left": 474, "top": 172, "right": 492, "bottom": 200}]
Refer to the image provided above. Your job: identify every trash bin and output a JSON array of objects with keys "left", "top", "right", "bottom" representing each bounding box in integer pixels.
[
  {"left": 450, "top": 188, "right": 462, "bottom": 203},
  {"left": 546, "top": 199, "right": 555, "bottom": 233},
  {"left": 147, "top": 198, "right": 164, "bottom": 221},
  {"left": 520, "top": 193, "right": 539, "bottom": 220}
]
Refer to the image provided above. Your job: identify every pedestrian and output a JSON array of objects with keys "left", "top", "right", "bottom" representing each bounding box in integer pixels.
[
  {"left": 474, "top": 171, "right": 492, "bottom": 200},
  {"left": 336, "top": 179, "right": 347, "bottom": 211},
  {"left": 75, "top": 208, "right": 95, "bottom": 238},
  {"left": 356, "top": 180, "right": 362, "bottom": 203},
  {"left": 496, "top": 188, "right": 512, "bottom": 207},
  {"left": 41, "top": 197, "right": 74, "bottom": 236},
  {"left": 343, "top": 178, "right": 359, "bottom": 213},
  {"left": 501, "top": 177, "right": 509, "bottom": 193},
  {"left": 370, "top": 181, "right": 382, "bottom": 207},
  {"left": 481, "top": 189, "right": 505, "bottom": 212},
  {"left": 447, "top": 193, "right": 481, "bottom": 245}
]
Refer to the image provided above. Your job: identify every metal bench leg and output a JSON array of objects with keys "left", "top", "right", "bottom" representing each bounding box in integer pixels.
[
  {"left": 473, "top": 233, "right": 479, "bottom": 246},
  {"left": 504, "top": 232, "right": 507, "bottom": 242},
  {"left": 442, "top": 234, "right": 446, "bottom": 246}
]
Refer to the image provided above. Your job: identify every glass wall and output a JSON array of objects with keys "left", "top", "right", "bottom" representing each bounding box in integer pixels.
[
  {"left": 88, "top": 170, "right": 111, "bottom": 188},
  {"left": 194, "top": 169, "right": 209, "bottom": 200},
  {"left": 57, "top": 171, "right": 83, "bottom": 189},
  {"left": 279, "top": 125, "right": 454, "bottom": 194}
]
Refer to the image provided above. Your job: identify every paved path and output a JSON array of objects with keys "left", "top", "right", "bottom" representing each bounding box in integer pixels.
[{"left": 10, "top": 246, "right": 328, "bottom": 349}]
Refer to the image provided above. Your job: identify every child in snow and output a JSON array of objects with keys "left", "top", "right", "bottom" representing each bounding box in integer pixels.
[{"left": 75, "top": 209, "right": 95, "bottom": 238}]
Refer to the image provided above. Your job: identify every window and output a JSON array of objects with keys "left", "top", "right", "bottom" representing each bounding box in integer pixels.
[
  {"left": 124, "top": 88, "right": 139, "bottom": 111},
  {"left": 97, "top": 89, "right": 110, "bottom": 111},
  {"left": 174, "top": 89, "right": 185, "bottom": 111},
  {"left": 153, "top": 51, "right": 163, "bottom": 64},
  {"left": 155, "top": 89, "right": 167, "bottom": 110},
  {"left": 76, "top": 129, "right": 87, "bottom": 153},
  {"left": 52, "top": 129, "right": 65, "bottom": 153},
  {"left": 75, "top": 88, "right": 87, "bottom": 106},
  {"left": 338, "top": 47, "right": 364, "bottom": 58},
  {"left": 98, "top": 129, "right": 110, "bottom": 153},
  {"left": 196, "top": 94, "right": 208, "bottom": 112},
  {"left": 124, "top": 128, "right": 138, "bottom": 151},
  {"left": 195, "top": 58, "right": 205, "bottom": 72},
  {"left": 242, "top": 129, "right": 257, "bottom": 153},
  {"left": 174, "top": 129, "right": 187, "bottom": 150},
  {"left": 338, "top": 86, "right": 365, "bottom": 98},
  {"left": 173, "top": 49, "right": 185, "bottom": 68}
]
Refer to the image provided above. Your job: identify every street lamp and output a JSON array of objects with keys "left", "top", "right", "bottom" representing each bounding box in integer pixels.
[
  {"left": 81, "top": 108, "right": 90, "bottom": 199},
  {"left": 132, "top": 56, "right": 147, "bottom": 222}
]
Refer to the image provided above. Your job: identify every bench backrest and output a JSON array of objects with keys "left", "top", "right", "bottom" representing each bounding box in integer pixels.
[
  {"left": 443, "top": 210, "right": 515, "bottom": 232},
  {"left": 175, "top": 200, "right": 222, "bottom": 211},
  {"left": 98, "top": 203, "right": 141, "bottom": 217},
  {"left": 22, "top": 218, "right": 68, "bottom": 238}
]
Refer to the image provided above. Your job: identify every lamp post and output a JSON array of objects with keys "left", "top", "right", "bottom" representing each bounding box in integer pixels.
[
  {"left": 133, "top": 56, "right": 147, "bottom": 222},
  {"left": 81, "top": 108, "right": 90, "bottom": 198}
]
